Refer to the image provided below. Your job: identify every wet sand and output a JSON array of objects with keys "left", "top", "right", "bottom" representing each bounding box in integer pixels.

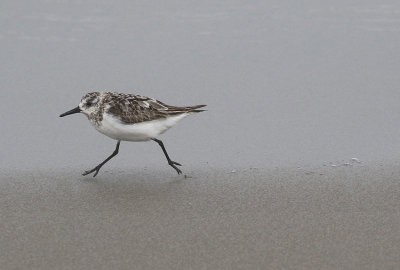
[{"left": 1, "top": 164, "right": 399, "bottom": 269}]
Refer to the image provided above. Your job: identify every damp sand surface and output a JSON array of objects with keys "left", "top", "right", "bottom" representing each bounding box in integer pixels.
[{"left": 1, "top": 164, "right": 399, "bottom": 270}]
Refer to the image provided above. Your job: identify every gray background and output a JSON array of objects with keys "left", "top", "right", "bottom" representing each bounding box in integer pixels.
[
  {"left": 1, "top": 0, "right": 400, "bottom": 170},
  {"left": 1, "top": 1, "right": 400, "bottom": 270}
]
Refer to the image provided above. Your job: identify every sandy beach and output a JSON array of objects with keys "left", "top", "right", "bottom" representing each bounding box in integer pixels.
[
  {"left": 1, "top": 164, "right": 399, "bottom": 269},
  {"left": 2, "top": 1, "right": 400, "bottom": 269}
]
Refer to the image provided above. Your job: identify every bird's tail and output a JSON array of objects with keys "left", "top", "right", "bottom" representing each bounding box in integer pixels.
[
  {"left": 186, "top": 104, "right": 207, "bottom": 113},
  {"left": 166, "top": 104, "right": 207, "bottom": 113}
]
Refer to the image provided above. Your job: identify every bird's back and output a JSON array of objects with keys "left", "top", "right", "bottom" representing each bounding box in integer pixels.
[{"left": 102, "top": 92, "right": 206, "bottom": 124}]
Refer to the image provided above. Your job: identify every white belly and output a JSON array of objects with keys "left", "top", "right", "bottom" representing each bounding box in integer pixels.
[{"left": 92, "top": 112, "right": 189, "bottom": 141}]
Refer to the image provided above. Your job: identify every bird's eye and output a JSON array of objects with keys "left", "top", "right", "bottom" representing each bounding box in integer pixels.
[{"left": 86, "top": 101, "right": 92, "bottom": 106}]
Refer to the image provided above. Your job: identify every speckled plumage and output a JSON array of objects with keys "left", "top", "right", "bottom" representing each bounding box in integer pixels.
[
  {"left": 102, "top": 92, "right": 205, "bottom": 124},
  {"left": 80, "top": 92, "right": 205, "bottom": 126}
]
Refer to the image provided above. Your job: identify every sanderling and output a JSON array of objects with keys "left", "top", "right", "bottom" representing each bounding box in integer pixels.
[{"left": 60, "top": 92, "right": 206, "bottom": 177}]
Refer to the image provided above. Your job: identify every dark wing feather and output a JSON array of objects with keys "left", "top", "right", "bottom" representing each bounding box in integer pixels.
[{"left": 104, "top": 92, "right": 205, "bottom": 124}]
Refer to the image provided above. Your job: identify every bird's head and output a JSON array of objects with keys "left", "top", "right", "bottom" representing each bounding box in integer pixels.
[{"left": 59, "top": 92, "right": 101, "bottom": 118}]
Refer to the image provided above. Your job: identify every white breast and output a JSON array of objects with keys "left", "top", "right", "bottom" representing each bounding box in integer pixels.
[{"left": 92, "top": 112, "right": 190, "bottom": 141}]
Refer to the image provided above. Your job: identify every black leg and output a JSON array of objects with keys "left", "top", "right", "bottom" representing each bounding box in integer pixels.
[
  {"left": 83, "top": 140, "right": 121, "bottom": 177},
  {"left": 152, "top": 138, "right": 182, "bottom": 174}
]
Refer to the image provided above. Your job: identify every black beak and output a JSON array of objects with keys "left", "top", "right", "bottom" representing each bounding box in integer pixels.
[{"left": 59, "top": 106, "right": 81, "bottom": 117}]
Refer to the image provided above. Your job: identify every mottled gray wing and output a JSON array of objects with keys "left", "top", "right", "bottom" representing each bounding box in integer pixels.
[{"left": 104, "top": 93, "right": 182, "bottom": 124}]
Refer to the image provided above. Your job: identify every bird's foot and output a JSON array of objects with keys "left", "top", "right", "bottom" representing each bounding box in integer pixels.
[
  {"left": 169, "top": 160, "right": 182, "bottom": 174},
  {"left": 82, "top": 165, "right": 101, "bottom": 177}
]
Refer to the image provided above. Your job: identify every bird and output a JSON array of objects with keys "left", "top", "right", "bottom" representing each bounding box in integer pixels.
[{"left": 59, "top": 91, "right": 206, "bottom": 177}]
